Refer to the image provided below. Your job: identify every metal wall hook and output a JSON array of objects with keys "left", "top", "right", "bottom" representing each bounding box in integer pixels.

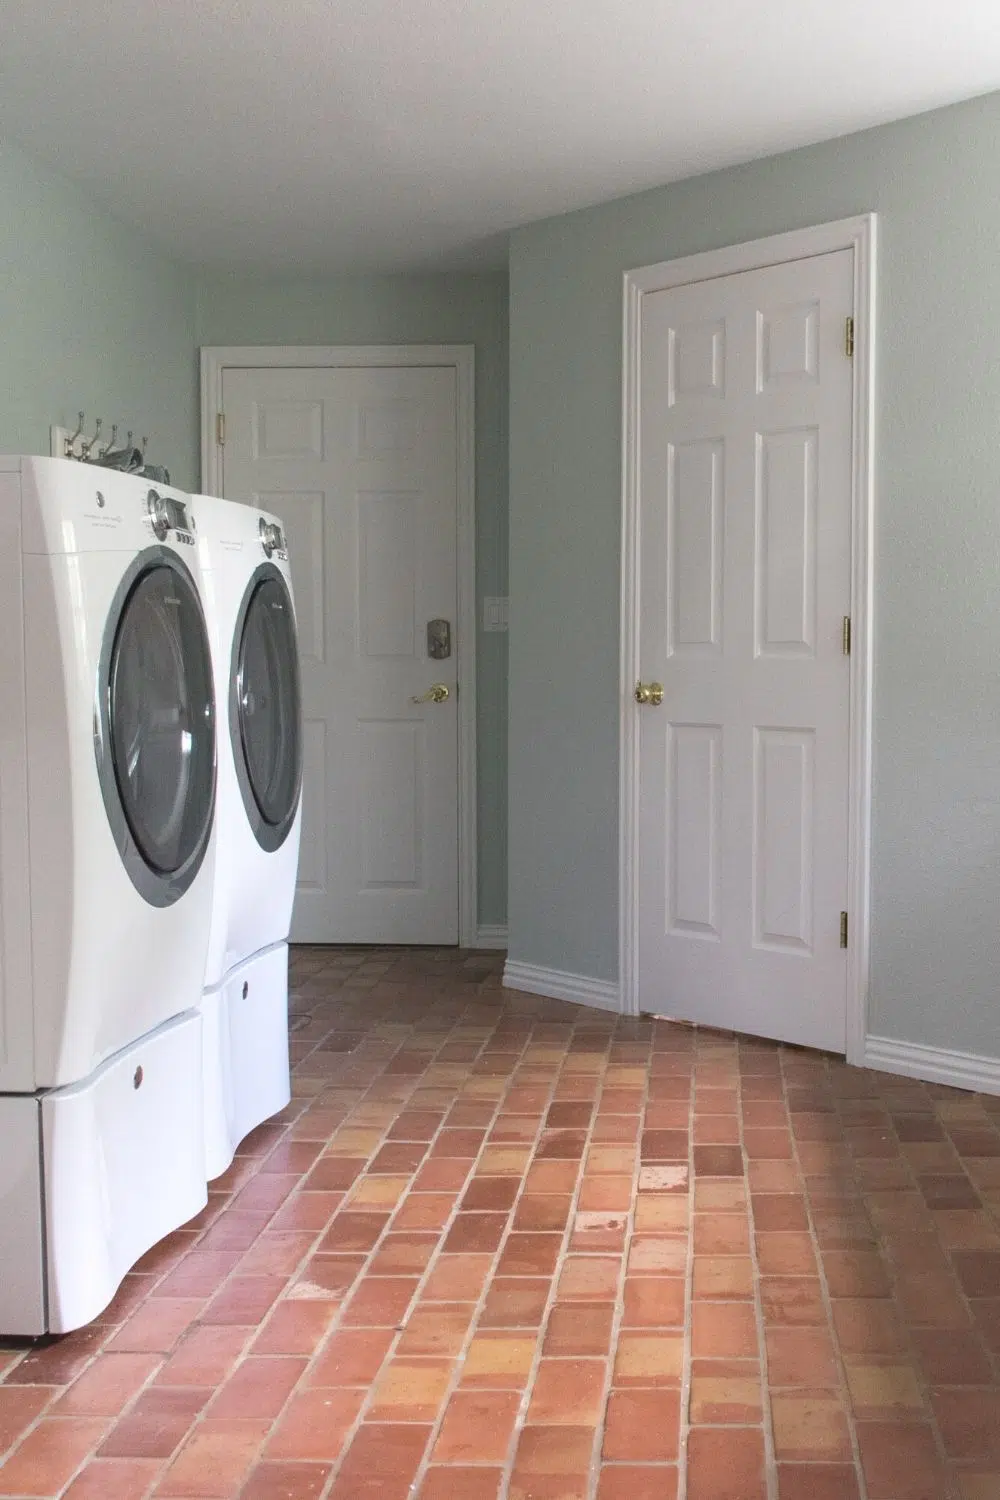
[
  {"left": 65, "top": 412, "right": 85, "bottom": 456},
  {"left": 105, "top": 427, "right": 130, "bottom": 461},
  {"left": 80, "top": 417, "right": 103, "bottom": 459},
  {"left": 98, "top": 424, "right": 121, "bottom": 464}
]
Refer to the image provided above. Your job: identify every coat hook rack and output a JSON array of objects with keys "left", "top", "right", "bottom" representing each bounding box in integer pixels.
[{"left": 51, "top": 412, "right": 169, "bottom": 484}]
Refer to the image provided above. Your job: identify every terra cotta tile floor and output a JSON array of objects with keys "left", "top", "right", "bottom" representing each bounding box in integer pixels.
[{"left": 2, "top": 946, "right": 1000, "bottom": 1498}]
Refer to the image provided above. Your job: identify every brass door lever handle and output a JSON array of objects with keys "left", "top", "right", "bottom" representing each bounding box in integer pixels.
[{"left": 411, "top": 683, "right": 450, "bottom": 704}]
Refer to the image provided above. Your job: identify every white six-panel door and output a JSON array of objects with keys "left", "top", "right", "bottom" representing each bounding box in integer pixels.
[
  {"left": 222, "top": 364, "right": 460, "bottom": 944},
  {"left": 636, "top": 249, "right": 854, "bottom": 1051}
]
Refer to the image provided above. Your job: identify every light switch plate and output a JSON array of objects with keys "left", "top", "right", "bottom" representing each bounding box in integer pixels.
[{"left": 483, "top": 596, "right": 509, "bottom": 632}]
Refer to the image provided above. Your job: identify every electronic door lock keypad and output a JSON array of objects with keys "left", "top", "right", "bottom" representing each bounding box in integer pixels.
[
  {"left": 427, "top": 619, "right": 452, "bottom": 659},
  {"left": 259, "top": 518, "right": 287, "bottom": 559}
]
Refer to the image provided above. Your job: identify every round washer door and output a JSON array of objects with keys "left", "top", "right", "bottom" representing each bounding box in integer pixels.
[
  {"left": 95, "top": 546, "right": 216, "bottom": 907},
  {"left": 230, "top": 563, "right": 302, "bottom": 852}
]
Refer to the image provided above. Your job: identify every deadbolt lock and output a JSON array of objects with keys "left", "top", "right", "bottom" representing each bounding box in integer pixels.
[
  {"left": 634, "top": 681, "right": 664, "bottom": 706},
  {"left": 427, "top": 619, "right": 452, "bottom": 659}
]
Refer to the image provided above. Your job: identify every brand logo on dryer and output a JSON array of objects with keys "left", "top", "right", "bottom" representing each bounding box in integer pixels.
[
  {"left": 146, "top": 489, "right": 196, "bottom": 546},
  {"left": 81, "top": 487, "right": 124, "bottom": 527}
]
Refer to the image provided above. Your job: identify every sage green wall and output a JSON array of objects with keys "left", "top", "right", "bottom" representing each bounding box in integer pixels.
[
  {"left": 509, "top": 90, "right": 1000, "bottom": 1058},
  {"left": 196, "top": 273, "right": 509, "bottom": 927},
  {"left": 0, "top": 138, "right": 198, "bottom": 486},
  {"left": 0, "top": 143, "right": 508, "bottom": 930}
]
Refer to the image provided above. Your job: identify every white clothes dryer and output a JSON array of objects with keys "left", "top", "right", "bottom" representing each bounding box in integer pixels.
[
  {"left": 0, "top": 457, "right": 215, "bottom": 1335},
  {"left": 196, "top": 495, "right": 301, "bottom": 1179}
]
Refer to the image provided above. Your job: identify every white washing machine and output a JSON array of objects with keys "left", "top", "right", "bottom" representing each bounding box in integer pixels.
[
  {"left": 0, "top": 456, "right": 216, "bottom": 1335},
  {"left": 196, "top": 495, "right": 301, "bottom": 1179}
]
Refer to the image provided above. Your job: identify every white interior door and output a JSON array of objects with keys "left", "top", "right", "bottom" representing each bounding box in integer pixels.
[
  {"left": 222, "top": 364, "right": 460, "bottom": 944},
  {"left": 636, "top": 249, "right": 854, "bottom": 1051}
]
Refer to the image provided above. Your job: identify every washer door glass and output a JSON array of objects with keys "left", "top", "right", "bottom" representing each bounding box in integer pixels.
[
  {"left": 232, "top": 568, "right": 301, "bottom": 851},
  {"left": 105, "top": 556, "right": 215, "bottom": 899}
]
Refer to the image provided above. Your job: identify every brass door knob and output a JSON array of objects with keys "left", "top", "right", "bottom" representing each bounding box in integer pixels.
[
  {"left": 634, "top": 681, "right": 664, "bottom": 706},
  {"left": 411, "top": 682, "right": 450, "bottom": 704}
]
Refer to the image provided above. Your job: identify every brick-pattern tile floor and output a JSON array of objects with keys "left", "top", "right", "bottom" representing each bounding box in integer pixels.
[{"left": 2, "top": 946, "right": 1000, "bottom": 1498}]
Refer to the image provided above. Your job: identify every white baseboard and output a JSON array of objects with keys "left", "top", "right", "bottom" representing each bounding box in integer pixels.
[
  {"left": 503, "top": 960, "right": 621, "bottom": 1014},
  {"left": 475, "top": 925, "right": 509, "bottom": 950},
  {"left": 864, "top": 1034, "right": 1000, "bottom": 1097},
  {"left": 499, "top": 964, "right": 998, "bottom": 1091}
]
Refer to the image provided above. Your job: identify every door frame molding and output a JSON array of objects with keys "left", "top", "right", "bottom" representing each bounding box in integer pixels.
[
  {"left": 200, "top": 343, "right": 480, "bottom": 949},
  {"left": 618, "top": 215, "right": 877, "bottom": 1063}
]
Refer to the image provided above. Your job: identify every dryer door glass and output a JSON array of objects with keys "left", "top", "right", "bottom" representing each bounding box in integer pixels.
[
  {"left": 108, "top": 557, "right": 215, "bottom": 894},
  {"left": 232, "top": 568, "right": 301, "bottom": 851}
]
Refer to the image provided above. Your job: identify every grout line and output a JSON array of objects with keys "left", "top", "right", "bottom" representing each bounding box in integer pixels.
[
  {"left": 493, "top": 1009, "right": 613, "bottom": 1500},
  {"left": 223, "top": 989, "right": 441, "bottom": 1486},
  {"left": 931, "top": 1094, "right": 1000, "bottom": 1438},
  {"left": 742, "top": 1042, "right": 783, "bottom": 1500},
  {"left": 583, "top": 1018, "right": 649, "bottom": 1500},
  {"left": 675, "top": 1032, "right": 696, "bottom": 1500},
  {"left": 140, "top": 968, "right": 434, "bottom": 1495},
  {"left": 789, "top": 1049, "right": 870, "bottom": 1500},
  {"left": 304, "top": 962, "right": 551, "bottom": 1496},
  {"left": 403, "top": 1013, "right": 563, "bottom": 1500},
  {"left": 853, "top": 1077, "right": 980, "bottom": 1500},
  {"left": 314, "top": 991, "right": 516, "bottom": 1498}
]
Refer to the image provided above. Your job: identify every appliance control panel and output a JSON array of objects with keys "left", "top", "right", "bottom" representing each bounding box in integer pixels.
[{"left": 146, "top": 489, "right": 196, "bottom": 545}]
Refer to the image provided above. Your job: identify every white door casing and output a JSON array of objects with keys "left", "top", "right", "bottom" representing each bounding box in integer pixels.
[
  {"left": 620, "top": 217, "right": 876, "bottom": 1058},
  {"left": 202, "top": 348, "right": 476, "bottom": 947}
]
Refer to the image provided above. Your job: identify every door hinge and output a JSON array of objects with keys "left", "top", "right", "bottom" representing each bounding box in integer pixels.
[
  {"left": 845, "top": 317, "right": 855, "bottom": 358},
  {"left": 842, "top": 615, "right": 851, "bottom": 656},
  {"left": 216, "top": 412, "right": 225, "bottom": 447},
  {"left": 840, "top": 911, "right": 849, "bottom": 949}
]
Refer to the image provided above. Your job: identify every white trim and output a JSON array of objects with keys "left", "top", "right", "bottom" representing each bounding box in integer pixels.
[
  {"left": 619, "top": 215, "right": 877, "bottom": 1064},
  {"left": 503, "top": 960, "right": 621, "bottom": 1014},
  {"left": 864, "top": 1035, "right": 1000, "bottom": 1098},
  {"left": 200, "top": 344, "right": 480, "bottom": 948},
  {"left": 475, "top": 924, "right": 509, "bottom": 951}
]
